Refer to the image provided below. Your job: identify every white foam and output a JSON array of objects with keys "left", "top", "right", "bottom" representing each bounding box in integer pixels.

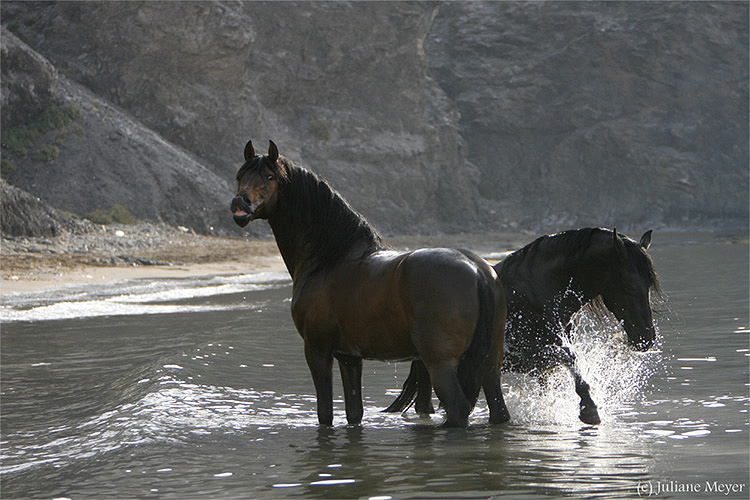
[{"left": 0, "top": 272, "right": 291, "bottom": 323}]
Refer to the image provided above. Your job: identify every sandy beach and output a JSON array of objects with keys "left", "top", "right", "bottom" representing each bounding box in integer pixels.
[
  {"left": 1, "top": 223, "right": 286, "bottom": 295},
  {"left": 1, "top": 222, "right": 537, "bottom": 295},
  {"left": 0, "top": 257, "right": 287, "bottom": 294}
]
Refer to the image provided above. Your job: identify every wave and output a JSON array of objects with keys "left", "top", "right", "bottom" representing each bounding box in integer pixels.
[{"left": 0, "top": 271, "right": 290, "bottom": 323}]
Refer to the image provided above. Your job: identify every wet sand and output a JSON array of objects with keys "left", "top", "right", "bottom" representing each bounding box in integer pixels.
[
  {"left": 1, "top": 223, "right": 285, "bottom": 294},
  {"left": 0, "top": 256, "right": 286, "bottom": 294},
  {"left": 1, "top": 222, "right": 535, "bottom": 295}
]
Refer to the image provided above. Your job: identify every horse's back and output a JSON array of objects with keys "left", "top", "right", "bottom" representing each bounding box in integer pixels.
[{"left": 401, "top": 248, "right": 492, "bottom": 300}]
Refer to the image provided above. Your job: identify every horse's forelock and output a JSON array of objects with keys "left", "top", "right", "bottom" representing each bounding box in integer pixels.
[
  {"left": 235, "top": 155, "right": 259, "bottom": 181},
  {"left": 236, "top": 155, "right": 290, "bottom": 182}
]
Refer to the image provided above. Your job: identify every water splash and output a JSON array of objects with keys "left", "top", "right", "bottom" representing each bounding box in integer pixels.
[{"left": 503, "top": 307, "right": 663, "bottom": 427}]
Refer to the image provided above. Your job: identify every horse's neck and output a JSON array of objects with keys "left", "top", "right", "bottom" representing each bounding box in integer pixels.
[
  {"left": 269, "top": 172, "right": 383, "bottom": 281},
  {"left": 503, "top": 251, "right": 603, "bottom": 313},
  {"left": 269, "top": 219, "right": 307, "bottom": 280},
  {"left": 557, "top": 254, "right": 605, "bottom": 299}
]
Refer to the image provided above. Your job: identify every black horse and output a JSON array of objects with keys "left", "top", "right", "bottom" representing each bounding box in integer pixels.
[
  {"left": 232, "top": 140, "right": 509, "bottom": 427},
  {"left": 385, "top": 228, "right": 660, "bottom": 425}
]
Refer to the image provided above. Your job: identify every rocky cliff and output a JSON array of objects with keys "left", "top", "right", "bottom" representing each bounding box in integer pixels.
[
  {"left": 1, "top": 180, "right": 93, "bottom": 238},
  {"left": 1, "top": 1, "right": 747, "bottom": 237},
  {"left": 426, "top": 2, "right": 749, "bottom": 229},
  {"left": 1, "top": 30, "right": 239, "bottom": 236}
]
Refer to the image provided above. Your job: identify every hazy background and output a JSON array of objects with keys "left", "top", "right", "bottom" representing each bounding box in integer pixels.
[{"left": 2, "top": 1, "right": 747, "bottom": 236}]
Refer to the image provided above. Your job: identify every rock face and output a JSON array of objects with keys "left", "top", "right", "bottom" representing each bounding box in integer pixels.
[
  {"left": 1, "top": 1, "right": 747, "bottom": 235},
  {"left": 2, "top": 31, "right": 238, "bottom": 235},
  {"left": 1, "top": 180, "right": 92, "bottom": 238},
  {"left": 426, "top": 2, "right": 749, "bottom": 229}
]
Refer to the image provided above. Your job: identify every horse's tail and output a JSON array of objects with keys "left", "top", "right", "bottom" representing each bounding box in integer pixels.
[
  {"left": 457, "top": 272, "right": 501, "bottom": 410},
  {"left": 382, "top": 362, "right": 418, "bottom": 413}
]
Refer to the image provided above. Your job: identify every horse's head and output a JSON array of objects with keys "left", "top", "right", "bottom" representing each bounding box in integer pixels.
[
  {"left": 599, "top": 229, "right": 659, "bottom": 351},
  {"left": 231, "top": 140, "right": 288, "bottom": 226}
]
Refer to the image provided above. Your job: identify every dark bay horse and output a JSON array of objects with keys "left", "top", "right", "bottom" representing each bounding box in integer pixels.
[
  {"left": 231, "top": 140, "right": 510, "bottom": 427},
  {"left": 385, "top": 228, "right": 660, "bottom": 425}
]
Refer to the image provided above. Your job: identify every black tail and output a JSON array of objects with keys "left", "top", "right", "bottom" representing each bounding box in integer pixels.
[
  {"left": 382, "top": 362, "right": 419, "bottom": 413},
  {"left": 456, "top": 273, "right": 497, "bottom": 410}
]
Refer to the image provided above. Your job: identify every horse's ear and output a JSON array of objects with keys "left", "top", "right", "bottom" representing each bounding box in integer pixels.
[
  {"left": 613, "top": 228, "right": 628, "bottom": 263},
  {"left": 244, "top": 140, "right": 255, "bottom": 162},
  {"left": 268, "top": 140, "right": 279, "bottom": 162},
  {"left": 639, "top": 230, "right": 653, "bottom": 250}
]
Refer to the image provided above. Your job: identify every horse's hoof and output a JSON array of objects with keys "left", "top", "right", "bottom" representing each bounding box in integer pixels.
[
  {"left": 489, "top": 407, "right": 511, "bottom": 425},
  {"left": 440, "top": 417, "right": 469, "bottom": 429},
  {"left": 579, "top": 405, "right": 601, "bottom": 425}
]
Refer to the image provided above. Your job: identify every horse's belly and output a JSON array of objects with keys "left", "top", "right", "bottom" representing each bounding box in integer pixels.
[{"left": 337, "top": 313, "right": 416, "bottom": 361}]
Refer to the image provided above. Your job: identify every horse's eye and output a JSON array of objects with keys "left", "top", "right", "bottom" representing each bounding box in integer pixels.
[{"left": 267, "top": 174, "right": 275, "bottom": 181}]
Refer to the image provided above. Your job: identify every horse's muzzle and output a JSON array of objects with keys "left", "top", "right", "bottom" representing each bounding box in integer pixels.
[{"left": 231, "top": 196, "right": 253, "bottom": 227}]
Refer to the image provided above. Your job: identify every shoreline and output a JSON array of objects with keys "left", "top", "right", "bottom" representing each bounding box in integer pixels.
[
  {"left": 4, "top": 223, "right": 744, "bottom": 296},
  {"left": 0, "top": 221, "right": 529, "bottom": 297},
  {"left": 0, "top": 255, "right": 287, "bottom": 295},
  {"left": 1, "top": 222, "right": 286, "bottom": 295}
]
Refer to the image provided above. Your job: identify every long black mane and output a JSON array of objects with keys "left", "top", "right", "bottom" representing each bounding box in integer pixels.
[
  {"left": 271, "top": 157, "right": 386, "bottom": 271},
  {"left": 500, "top": 227, "right": 660, "bottom": 296}
]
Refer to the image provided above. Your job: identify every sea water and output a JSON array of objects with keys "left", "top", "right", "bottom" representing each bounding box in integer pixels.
[{"left": 1, "top": 232, "right": 747, "bottom": 499}]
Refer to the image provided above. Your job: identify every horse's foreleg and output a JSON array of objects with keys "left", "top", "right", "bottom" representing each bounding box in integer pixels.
[
  {"left": 560, "top": 347, "right": 601, "bottom": 425},
  {"left": 335, "top": 353, "right": 363, "bottom": 425},
  {"left": 414, "top": 360, "right": 435, "bottom": 414},
  {"left": 574, "top": 374, "right": 601, "bottom": 425},
  {"left": 427, "top": 361, "right": 470, "bottom": 428},
  {"left": 305, "top": 342, "right": 334, "bottom": 426},
  {"left": 482, "top": 370, "right": 511, "bottom": 424}
]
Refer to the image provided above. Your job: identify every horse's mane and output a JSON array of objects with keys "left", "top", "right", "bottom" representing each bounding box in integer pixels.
[
  {"left": 500, "top": 227, "right": 661, "bottom": 296},
  {"left": 275, "top": 158, "right": 386, "bottom": 269},
  {"left": 499, "top": 227, "right": 599, "bottom": 275}
]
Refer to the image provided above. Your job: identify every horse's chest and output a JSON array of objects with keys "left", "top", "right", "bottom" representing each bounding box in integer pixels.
[{"left": 290, "top": 283, "right": 337, "bottom": 338}]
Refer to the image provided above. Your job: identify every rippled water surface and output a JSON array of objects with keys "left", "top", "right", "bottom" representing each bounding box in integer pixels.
[{"left": 1, "top": 233, "right": 747, "bottom": 499}]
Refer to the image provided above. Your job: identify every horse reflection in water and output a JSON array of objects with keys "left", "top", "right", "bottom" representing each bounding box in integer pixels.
[
  {"left": 385, "top": 228, "right": 660, "bottom": 425},
  {"left": 231, "top": 140, "right": 509, "bottom": 428}
]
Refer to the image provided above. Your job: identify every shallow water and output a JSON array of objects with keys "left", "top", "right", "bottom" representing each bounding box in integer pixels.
[{"left": 1, "top": 233, "right": 747, "bottom": 499}]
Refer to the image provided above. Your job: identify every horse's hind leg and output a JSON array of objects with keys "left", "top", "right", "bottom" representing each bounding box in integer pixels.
[
  {"left": 335, "top": 353, "right": 363, "bottom": 425},
  {"left": 414, "top": 360, "right": 435, "bottom": 414},
  {"left": 560, "top": 347, "right": 601, "bottom": 425},
  {"left": 482, "top": 370, "right": 511, "bottom": 424},
  {"left": 305, "top": 342, "right": 334, "bottom": 426},
  {"left": 427, "top": 361, "right": 471, "bottom": 428}
]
